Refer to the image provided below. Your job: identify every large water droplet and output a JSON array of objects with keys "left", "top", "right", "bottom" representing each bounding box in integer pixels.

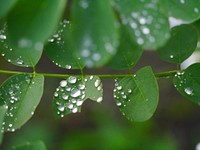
[
  {"left": 71, "top": 88, "right": 81, "bottom": 97},
  {"left": 68, "top": 76, "right": 77, "bottom": 84},
  {"left": 184, "top": 87, "right": 193, "bottom": 95},
  {"left": 60, "top": 80, "right": 67, "bottom": 87}
]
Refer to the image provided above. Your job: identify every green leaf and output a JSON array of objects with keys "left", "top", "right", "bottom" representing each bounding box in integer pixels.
[
  {"left": 113, "top": 0, "right": 170, "bottom": 49},
  {"left": 53, "top": 76, "right": 103, "bottom": 119},
  {"left": 0, "top": 106, "right": 6, "bottom": 145},
  {"left": 0, "top": 74, "right": 44, "bottom": 132},
  {"left": 107, "top": 26, "right": 143, "bottom": 70},
  {"left": 157, "top": 24, "right": 198, "bottom": 64},
  {"left": 71, "top": 0, "right": 119, "bottom": 68},
  {"left": 0, "top": 0, "right": 66, "bottom": 67},
  {"left": 114, "top": 67, "right": 159, "bottom": 122},
  {"left": 0, "top": 0, "right": 17, "bottom": 19},
  {"left": 173, "top": 63, "right": 200, "bottom": 104},
  {"left": 160, "top": 0, "right": 200, "bottom": 22},
  {"left": 45, "top": 20, "right": 84, "bottom": 70},
  {"left": 9, "top": 141, "right": 46, "bottom": 150}
]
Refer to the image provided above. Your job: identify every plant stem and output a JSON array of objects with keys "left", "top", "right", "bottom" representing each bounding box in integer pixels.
[{"left": 0, "top": 69, "right": 178, "bottom": 79}]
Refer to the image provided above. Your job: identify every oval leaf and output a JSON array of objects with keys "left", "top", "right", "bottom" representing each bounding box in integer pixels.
[
  {"left": 0, "top": 0, "right": 66, "bottom": 67},
  {"left": 71, "top": 0, "right": 119, "bottom": 67},
  {"left": 9, "top": 141, "right": 46, "bottom": 150},
  {"left": 160, "top": 0, "right": 200, "bottom": 22},
  {"left": 107, "top": 26, "right": 142, "bottom": 70},
  {"left": 0, "top": 74, "right": 44, "bottom": 132},
  {"left": 113, "top": 0, "right": 170, "bottom": 49},
  {"left": 173, "top": 63, "right": 200, "bottom": 104},
  {"left": 113, "top": 67, "right": 159, "bottom": 122},
  {"left": 0, "top": 0, "right": 17, "bottom": 19},
  {"left": 45, "top": 20, "right": 84, "bottom": 70},
  {"left": 53, "top": 75, "right": 103, "bottom": 119},
  {"left": 157, "top": 24, "right": 198, "bottom": 64}
]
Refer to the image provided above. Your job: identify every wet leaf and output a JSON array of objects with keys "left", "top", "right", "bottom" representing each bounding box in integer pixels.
[
  {"left": 173, "top": 63, "right": 200, "bottom": 104},
  {"left": 157, "top": 24, "right": 198, "bottom": 64},
  {"left": 160, "top": 0, "right": 200, "bottom": 22},
  {"left": 0, "top": 0, "right": 17, "bottom": 19},
  {"left": 107, "top": 26, "right": 143, "bottom": 70},
  {"left": 0, "top": 74, "right": 44, "bottom": 132},
  {"left": 114, "top": 67, "right": 159, "bottom": 122},
  {"left": 53, "top": 75, "right": 103, "bottom": 119},
  {"left": 9, "top": 141, "right": 46, "bottom": 150},
  {"left": 0, "top": 0, "right": 66, "bottom": 67},
  {"left": 113, "top": 0, "right": 170, "bottom": 49},
  {"left": 71, "top": 0, "right": 119, "bottom": 67},
  {"left": 45, "top": 20, "right": 84, "bottom": 70}
]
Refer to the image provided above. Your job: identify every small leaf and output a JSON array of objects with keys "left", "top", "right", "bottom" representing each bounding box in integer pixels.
[
  {"left": 0, "top": 0, "right": 17, "bottom": 19},
  {"left": 53, "top": 75, "right": 103, "bottom": 119},
  {"left": 9, "top": 141, "right": 46, "bottom": 150},
  {"left": 173, "top": 63, "right": 200, "bottom": 104},
  {"left": 160, "top": 0, "right": 200, "bottom": 22},
  {"left": 0, "top": 0, "right": 66, "bottom": 67},
  {"left": 45, "top": 20, "right": 84, "bottom": 70},
  {"left": 157, "top": 24, "right": 198, "bottom": 64},
  {"left": 0, "top": 74, "right": 44, "bottom": 132},
  {"left": 113, "top": 0, "right": 170, "bottom": 49},
  {"left": 114, "top": 67, "right": 159, "bottom": 122},
  {"left": 71, "top": 0, "right": 119, "bottom": 67},
  {"left": 0, "top": 106, "right": 6, "bottom": 145},
  {"left": 107, "top": 26, "right": 143, "bottom": 70}
]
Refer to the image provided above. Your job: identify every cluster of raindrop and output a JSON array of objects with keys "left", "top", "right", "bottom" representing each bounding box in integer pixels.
[
  {"left": 54, "top": 75, "right": 103, "bottom": 118},
  {"left": 54, "top": 76, "right": 86, "bottom": 118},
  {"left": 121, "top": 0, "right": 169, "bottom": 46},
  {"left": 113, "top": 79, "right": 133, "bottom": 109},
  {"left": 0, "top": 74, "right": 33, "bottom": 133},
  {"left": 174, "top": 71, "right": 194, "bottom": 96}
]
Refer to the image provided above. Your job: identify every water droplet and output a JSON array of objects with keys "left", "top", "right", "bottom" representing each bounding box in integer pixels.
[
  {"left": 76, "top": 100, "right": 83, "bottom": 106},
  {"left": 170, "top": 55, "right": 174, "bottom": 58},
  {"left": 68, "top": 76, "right": 77, "bottom": 84},
  {"left": 142, "top": 27, "right": 150, "bottom": 34},
  {"left": 117, "top": 102, "right": 122, "bottom": 106},
  {"left": 68, "top": 104, "right": 73, "bottom": 109},
  {"left": 62, "top": 94, "right": 69, "bottom": 100},
  {"left": 60, "top": 80, "right": 67, "bottom": 87},
  {"left": 116, "top": 86, "right": 122, "bottom": 90},
  {"left": 94, "top": 79, "right": 100, "bottom": 87},
  {"left": 54, "top": 92, "right": 58, "bottom": 97},
  {"left": 66, "top": 65, "right": 72, "bottom": 69},
  {"left": 184, "top": 87, "right": 193, "bottom": 95},
  {"left": 71, "top": 88, "right": 81, "bottom": 97},
  {"left": 128, "top": 89, "right": 132, "bottom": 93},
  {"left": 58, "top": 106, "right": 65, "bottom": 112},
  {"left": 72, "top": 107, "right": 78, "bottom": 113},
  {"left": 0, "top": 35, "right": 6, "bottom": 40},
  {"left": 97, "top": 97, "right": 103, "bottom": 103},
  {"left": 78, "top": 84, "right": 86, "bottom": 90}
]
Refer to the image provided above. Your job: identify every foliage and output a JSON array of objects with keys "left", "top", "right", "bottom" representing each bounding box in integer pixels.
[{"left": 0, "top": 0, "right": 200, "bottom": 148}]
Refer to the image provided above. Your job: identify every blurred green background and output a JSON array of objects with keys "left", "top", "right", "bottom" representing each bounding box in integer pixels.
[{"left": 0, "top": 51, "right": 200, "bottom": 150}]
